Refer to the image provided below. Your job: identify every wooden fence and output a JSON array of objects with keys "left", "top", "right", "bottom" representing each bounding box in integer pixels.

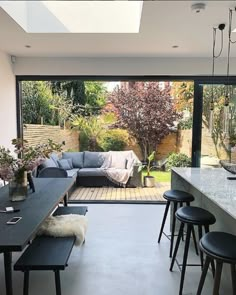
[{"left": 23, "top": 124, "right": 79, "bottom": 151}]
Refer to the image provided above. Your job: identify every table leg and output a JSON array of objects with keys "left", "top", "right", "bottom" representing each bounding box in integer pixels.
[
  {"left": 63, "top": 193, "right": 68, "bottom": 207},
  {"left": 4, "top": 252, "right": 13, "bottom": 295}
]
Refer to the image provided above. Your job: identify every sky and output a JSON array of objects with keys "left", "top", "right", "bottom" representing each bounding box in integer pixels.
[{"left": 105, "top": 82, "right": 120, "bottom": 92}]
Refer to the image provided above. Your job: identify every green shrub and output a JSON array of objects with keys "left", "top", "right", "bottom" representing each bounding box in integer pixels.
[
  {"left": 99, "top": 129, "right": 129, "bottom": 151},
  {"left": 166, "top": 153, "right": 191, "bottom": 171},
  {"left": 79, "top": 131, "right": 90, "bottom": 151},
  {"left": 178, "top": 117, "right": 193, "bottom": 130}
]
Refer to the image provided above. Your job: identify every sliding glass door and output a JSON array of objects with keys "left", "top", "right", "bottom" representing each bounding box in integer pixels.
[{"left": 200, "top": 84, "right": 236, "bottom": 167}]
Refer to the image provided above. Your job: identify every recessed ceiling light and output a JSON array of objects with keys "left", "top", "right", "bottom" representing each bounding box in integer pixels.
[
  {"left": 25, "top": 45, "right": 31, "bottom": 48},
  {"left": 172, "top": 45, "right": 179, "bottom": 49}
]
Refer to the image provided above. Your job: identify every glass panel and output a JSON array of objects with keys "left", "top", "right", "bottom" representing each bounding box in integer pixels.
[
  {"left": 21, "top": 79, "right": 194, "bottom": 202},
  {"left": 201, "top": 84, "right": 236, "bottom": 167}
]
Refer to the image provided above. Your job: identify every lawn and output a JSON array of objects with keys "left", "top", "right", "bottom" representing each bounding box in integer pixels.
[{"left": 142, "top": 170, "right": 171, "bottom": 182}]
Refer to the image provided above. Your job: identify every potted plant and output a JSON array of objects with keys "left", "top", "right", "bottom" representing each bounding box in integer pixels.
[
  {"left": 0, "top": 138, "right": 62, "bottom": 201},
  {"left": 139, "top": 151, "right": 156, "bottom": 187}
]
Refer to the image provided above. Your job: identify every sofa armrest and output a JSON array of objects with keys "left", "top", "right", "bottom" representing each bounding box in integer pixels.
[
  {"left": 129, "top": 164, "right": 142, "bottom": 187},
  {"left": 38, "top": 167, "right": 68, "bottom": 178}
]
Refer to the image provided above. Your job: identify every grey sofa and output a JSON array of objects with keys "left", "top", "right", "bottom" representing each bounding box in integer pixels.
[{"left": 38, "top": 151, "right": 142, "bottom": 187}]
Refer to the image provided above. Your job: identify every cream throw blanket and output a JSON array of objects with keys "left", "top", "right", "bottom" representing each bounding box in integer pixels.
[
  {"left": 37, "top": 214, "right": 88, "bottom": 246},
  {"left": 101, "top": 150, "right": 140, "bottom": 187}
]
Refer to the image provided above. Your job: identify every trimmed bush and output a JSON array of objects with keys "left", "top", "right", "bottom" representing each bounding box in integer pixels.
[
  {"left": 178, "top": 117, "right": 193, "bottom": 130},
  {"left": 79, "top": 131, "right": 89, "bottom": 151},
  {"left": 99, "top": 129, "right": 129, "bottom": 151},
  {"left": 166, "top": 153, "right": 191, "bottom": 171}
]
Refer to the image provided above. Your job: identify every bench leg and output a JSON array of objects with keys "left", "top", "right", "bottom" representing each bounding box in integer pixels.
[
  {"left": 54, "top": 270, "right": 61, "bottom": 295},
  {"left": 23, "top": 271, "right": 29, "bottom": 295}
]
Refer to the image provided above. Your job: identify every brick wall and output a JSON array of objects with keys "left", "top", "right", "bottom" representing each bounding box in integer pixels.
[
  {"left": 125, "top": 139, "right": 143, "bottom": 160},
  {"left": 24, "top": 124, "right": 79, "bottom": 151},
  {"left": 127, "top": 128, "right": 229, "bottom": 161},
  {"left": 125, "top": 133, "right": 178, "bottom": 161},
  {"left": 156, "top": 133, "right": 177, "bottom": 160},
  {"left": 177, "top": 129, "right": 192, "bottom": 157}
]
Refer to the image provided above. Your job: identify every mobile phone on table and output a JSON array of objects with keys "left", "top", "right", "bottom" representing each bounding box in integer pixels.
[{"left": 6, "top": 217, "right": 22, "bottom": 224}]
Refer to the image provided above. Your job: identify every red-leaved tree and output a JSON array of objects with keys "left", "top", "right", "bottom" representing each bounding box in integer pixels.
[{"left": 110, "top": 82, "right": 181, "bottom": 160}]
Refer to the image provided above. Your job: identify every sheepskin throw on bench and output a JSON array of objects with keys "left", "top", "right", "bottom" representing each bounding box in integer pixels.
[{"left": 38, "top": 214, "right": 88, "bottom": 246}]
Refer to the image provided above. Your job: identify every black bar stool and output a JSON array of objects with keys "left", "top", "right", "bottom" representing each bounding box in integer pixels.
[
  {"left": 197, "top": 232, "right": 236, "bottom": 295},
  {"left": 158, "top": 190, "right": 195, "bottom": 257},
  {"left": 170, "top": 206, "right": 216, "bottom": 295}
]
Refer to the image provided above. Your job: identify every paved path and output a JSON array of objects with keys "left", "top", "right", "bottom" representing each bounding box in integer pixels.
[{"left": 70, "top": 182, "right": 169, "bottom": 202}]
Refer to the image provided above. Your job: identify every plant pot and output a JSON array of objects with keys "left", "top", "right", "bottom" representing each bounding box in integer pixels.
[
  {"left": 143, "top": 176, "right": 156, "bottom": 187},
  {"left": 9, "top": 171, "right": 28, "bottom": 201}
]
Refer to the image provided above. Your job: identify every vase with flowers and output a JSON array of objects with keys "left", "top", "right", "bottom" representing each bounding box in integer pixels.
[{"left": 0, "top": 138, "right": 62, "bottom": 201}]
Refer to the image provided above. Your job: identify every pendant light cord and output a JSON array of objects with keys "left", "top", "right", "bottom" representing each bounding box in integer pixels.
[
  {"left": 213, "top": 28, "right": 224, "bottom": 58},
  {"left": 226, "top": 28, "right": 231, "bottom": 99},
  {"left": 211, "top": 26, "right": 224, "bottom": 108},
  {"left": 225, "top": 8, "right": 235, "bottom": 103}
]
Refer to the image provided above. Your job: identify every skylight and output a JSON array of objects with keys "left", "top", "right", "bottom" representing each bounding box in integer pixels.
[{"left": 0, "top": 1, "right": 143, "bottom": 33}]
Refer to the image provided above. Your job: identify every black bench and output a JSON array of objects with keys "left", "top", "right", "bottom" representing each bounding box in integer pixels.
[
  {"left": 14, "top": 236, "right": 75, "bottom": 295},
  {"left": 14, "top": 206, "right": 88, "bottom": 295},
  {"left": 53, "top": 205, "right": 88, "bottom": 216}
]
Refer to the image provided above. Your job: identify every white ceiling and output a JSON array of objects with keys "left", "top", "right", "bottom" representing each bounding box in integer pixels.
[{"left": 0, "top": 1, "right": 236, "bottom": 58}]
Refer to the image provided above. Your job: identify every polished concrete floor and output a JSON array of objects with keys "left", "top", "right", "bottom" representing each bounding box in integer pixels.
[{"left": 0, "top": 204, "right": 232, "bottom": 295}]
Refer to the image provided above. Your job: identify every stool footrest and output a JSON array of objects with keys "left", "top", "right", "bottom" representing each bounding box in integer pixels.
[{"left": 174, "top": 258, "right": 202, "bottom": 271}]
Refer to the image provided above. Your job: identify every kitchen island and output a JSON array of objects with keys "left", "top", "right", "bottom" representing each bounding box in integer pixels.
[
  {"left": 171, "top": 168, "right": 236, "bottom": 292},
  {"left": 171, "top": 167, "right": 236, "bottom": 234}
]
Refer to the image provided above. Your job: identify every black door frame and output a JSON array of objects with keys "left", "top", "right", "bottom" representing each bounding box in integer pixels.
[{"left": 16, "top": 75, "right": 236, "bottom": 167}]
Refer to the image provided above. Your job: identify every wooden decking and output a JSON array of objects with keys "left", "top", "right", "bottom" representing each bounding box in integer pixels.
[{"left": 69, "top": 182, "right": 169, "bottom": 202}]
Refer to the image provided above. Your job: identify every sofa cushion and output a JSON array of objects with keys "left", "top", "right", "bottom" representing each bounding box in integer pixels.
[
  {"left": 83, "top": 152, "right": 108, "bottom": 168},
  {"left": 62, "top": 152, "right": 84, "bottom": 168},
  {"left": 109, "top": 152, "right": 127, "bottom": 169},
  {"left": 57, "top": 159, "right": 73, "bottom": 170},
  {"left": 41, "top": 158, "right": 58, "bottom": 169},
  {"left": 78, "top": 168, "right": 105, "bottom": 177},
  {"left": 50, "top": 153, "right": 60, "bottom": 167},
  {"left": 66, "top": 168, "right": 80, "bottom": 179}
]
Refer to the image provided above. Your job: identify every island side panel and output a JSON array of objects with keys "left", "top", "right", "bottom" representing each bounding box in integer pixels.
[{"left": 171, "top": 169, "right": 236, "bottom": 235}]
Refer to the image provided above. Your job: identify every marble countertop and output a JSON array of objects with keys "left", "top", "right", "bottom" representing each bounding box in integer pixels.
[{"left": 172, "top": 167, "right": 236, "bottom": 219}]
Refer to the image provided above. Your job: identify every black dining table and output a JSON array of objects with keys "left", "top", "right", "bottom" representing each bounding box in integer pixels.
[{"left": 0, "top": 177, "right": 74, "bottom": 295}]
